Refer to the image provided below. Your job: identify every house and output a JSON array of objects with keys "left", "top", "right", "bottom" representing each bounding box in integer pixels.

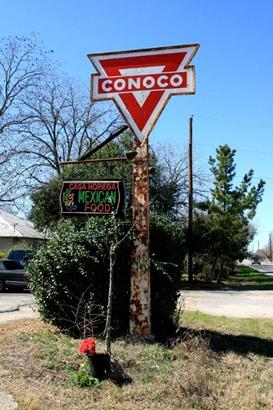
[{"left": 0, "top": 209, "right": 45, "bottom": 251}]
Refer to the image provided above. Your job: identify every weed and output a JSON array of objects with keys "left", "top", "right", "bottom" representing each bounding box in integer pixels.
[
  {"left": 64, "top": 363, "right": 79, "bottom": 372},
  {"left": 17, "top": 332, "right": 30, "bottom": 342},
  {"left": 69, "top": 371, "right": 100, "bottom": 389}
]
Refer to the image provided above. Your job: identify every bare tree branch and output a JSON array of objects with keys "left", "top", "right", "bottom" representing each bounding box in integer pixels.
[{"left": 0, "top": 36, "right": 121, "bottom": 209}]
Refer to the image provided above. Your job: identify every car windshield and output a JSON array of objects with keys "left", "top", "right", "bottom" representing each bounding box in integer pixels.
[
  {"left": 8, "top": 250, "right": 26, "bottom": 261},
  {"left": 2, "top": 260, "right": 23, "bottom": 270}
]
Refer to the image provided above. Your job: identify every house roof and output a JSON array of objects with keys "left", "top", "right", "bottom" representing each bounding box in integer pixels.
[{"left": 0, "top": 209, "right": 45, "bottom": 239}]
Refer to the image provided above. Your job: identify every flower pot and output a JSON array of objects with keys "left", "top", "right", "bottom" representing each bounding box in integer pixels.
[{"left": 88, "top": 353, "right": 110, "bottom": 380}]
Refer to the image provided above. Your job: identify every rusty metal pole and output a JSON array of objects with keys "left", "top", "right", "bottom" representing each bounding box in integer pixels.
[{"left": 130, "top": 135, "right": 151, "bottom": 336}]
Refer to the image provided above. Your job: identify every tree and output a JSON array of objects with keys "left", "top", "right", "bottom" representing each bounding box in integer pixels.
[
  {"left": 0, "top": 35, "right": 49, "bottom": 134},
  {"left": 6, "top": 75, "right": 120, "bottom": 210},
  {"left": 208, "top": 145, "right": 265, "bottom": 219},
  {"left": 0, "top": 35, "right": 121, "bottom": 209},
  {"left": 149, "top": 146, "right": 188, "bottom": 216},
  {"left": 150, "top": 145, "right": 208, "bottom": 217},
  {"left": 0, "top": 34, "right": 51, "bottom": 204},
  {"left": 18, "top": 75, "right": 120, "bottom": 179},
  {"left": 194, "top": 144, "right": 265, "bottom": 279}
]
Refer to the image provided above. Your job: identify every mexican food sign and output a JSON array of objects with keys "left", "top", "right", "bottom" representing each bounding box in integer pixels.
[{"left": 60, "top": 180, "right": 125, "bottom": 216}]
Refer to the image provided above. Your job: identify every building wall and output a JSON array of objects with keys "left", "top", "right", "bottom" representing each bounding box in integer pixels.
[
  {"left": 0, "top": 237, "right": 45, "bottom": 253},
  {"left": 0, "top": 238, "right": 13, "bottom": 252}
]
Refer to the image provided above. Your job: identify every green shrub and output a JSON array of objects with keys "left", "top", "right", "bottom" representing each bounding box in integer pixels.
[
  {"left": 29, "top": 215, "right": 186, "bottom": 338},
  {"left": 150, "top": 214, "right": 186, "bottom": 336},
  {"left": 29, "top": 217, "right": 131, "bottom": 337}
]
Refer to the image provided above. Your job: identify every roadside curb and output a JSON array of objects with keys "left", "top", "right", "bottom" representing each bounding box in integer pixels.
[{"left": 0, "top": 302, "right": 35, "bottom": 314}]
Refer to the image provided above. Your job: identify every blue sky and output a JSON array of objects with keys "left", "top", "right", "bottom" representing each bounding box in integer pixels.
[{"left": 1, "top": 0, "right": 272, "bottom": 248}]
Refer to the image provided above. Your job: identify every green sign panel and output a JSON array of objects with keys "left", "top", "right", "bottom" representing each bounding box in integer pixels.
[{"left": 60, "top": 180, "right": 125, "bottom": 216}]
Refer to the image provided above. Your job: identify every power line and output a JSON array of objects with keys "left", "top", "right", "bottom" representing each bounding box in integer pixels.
[
  {"left": 197, "top": 142, "right": 273, "bottom": 156},
  {"left": 194, "top": 114, "right": 273, "bottom": 130},
  {"left": 165, "top": 113, "right": 273, "bottom": 130},
  {"left": 233, "top": 175, "right": 273, "bottom": 181}
]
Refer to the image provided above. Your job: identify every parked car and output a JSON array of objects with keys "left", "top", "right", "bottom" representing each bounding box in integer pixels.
[
  {"left": 7, "top": 249, "right": 32, "bottom": 267},
  {"left": 0, "top": 259, "right": 29, "bottom": 292},
  {"left": 251, "top": 257, "right": 261, "bottom": 265}
]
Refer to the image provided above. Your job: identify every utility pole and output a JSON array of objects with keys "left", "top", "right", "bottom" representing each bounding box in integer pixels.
[
  {"left": 188, "top": 116, "right": 193, "bottom": 282},
  {"left": 269, "top": 233, "right": 272, "bottom": 262}
]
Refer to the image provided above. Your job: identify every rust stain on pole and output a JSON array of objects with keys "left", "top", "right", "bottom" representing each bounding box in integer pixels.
[{"left": 130, "top": 136, "right": 151, "bottom": 335}]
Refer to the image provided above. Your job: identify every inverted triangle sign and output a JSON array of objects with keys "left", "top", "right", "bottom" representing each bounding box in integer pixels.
[{"left": 88, "top": 44, "right": 199, "bottom": 142}]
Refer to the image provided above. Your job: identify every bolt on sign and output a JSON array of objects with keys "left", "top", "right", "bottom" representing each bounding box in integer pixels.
[
  {"left": 88, "top": 44, "right": 200, "bottom": 142},
  {"left": 60, "top": 180, "right": 125, "bottom": 216}
]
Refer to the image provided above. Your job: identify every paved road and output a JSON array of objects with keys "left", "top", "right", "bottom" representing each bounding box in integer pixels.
[
  {"left": 181, "top": 289, "right": 273, "bottom": 319},
  {"left": 0, "top": 292, "right": 36, "bottom": 323},
  {"left": 254, "top": 263, "right": 273, "bottom": 275},
  {"left": 181, "top": 264, "right": 273, "bottom": 319},
  {"left": 2, "top": 267, "right": 273, "bottom": 322}
]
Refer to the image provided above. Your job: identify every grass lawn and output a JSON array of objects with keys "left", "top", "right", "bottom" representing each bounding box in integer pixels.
[
  {"left": 0, "top": 315, "right": 273, "bottom": 409},
  {"left": 224, "top": 265, "right": 273, "bottom": 288},
  {"left": 182, "top": 264, "right": 273, "bottom": 290}
]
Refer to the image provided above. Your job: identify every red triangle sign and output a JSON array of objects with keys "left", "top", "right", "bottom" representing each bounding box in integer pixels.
[{"left": 88, "top": 44, "right": 199, "bottom": 142}]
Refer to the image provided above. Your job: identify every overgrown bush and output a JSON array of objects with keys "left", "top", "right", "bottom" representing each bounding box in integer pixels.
[
  {"left": 150, "top": 214, "right": 186, "bottom": 336},
  {"left": 29, "top": 215, "right": 186, "bottom": 338}
]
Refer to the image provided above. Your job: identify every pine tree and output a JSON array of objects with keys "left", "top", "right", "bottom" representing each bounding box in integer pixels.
[
  {"left": 208, "top": 144, "right": 265, "bottom": 219},
  {"left": 195, "top": 144, "right": 265, "bottom": 280}
]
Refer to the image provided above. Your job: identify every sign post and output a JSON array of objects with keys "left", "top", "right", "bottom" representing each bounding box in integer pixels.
[
  {"left": 130, "top": 136, "right": 151, "bottom": 334},
  {"left": 88, "top": 44, "right": 199, "bottom": 335}
]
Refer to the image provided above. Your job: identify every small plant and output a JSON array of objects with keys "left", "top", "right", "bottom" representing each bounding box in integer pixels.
[{"left": 69, "top": 370, "right": 100, "bottom": 388}]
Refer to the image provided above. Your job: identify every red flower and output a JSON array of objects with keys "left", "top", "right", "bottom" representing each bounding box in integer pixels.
[{"left": 79, "top": 338, "right": 96, "bottom": 357}]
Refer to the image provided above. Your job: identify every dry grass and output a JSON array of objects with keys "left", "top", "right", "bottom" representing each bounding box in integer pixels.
[{"left": 0, "top": 317, "right": 273, "bottom": 409}]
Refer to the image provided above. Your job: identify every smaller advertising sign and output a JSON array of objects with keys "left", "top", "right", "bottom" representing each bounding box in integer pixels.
[{"left": 60, "top": 180, "right": 125, "bottom": 216}]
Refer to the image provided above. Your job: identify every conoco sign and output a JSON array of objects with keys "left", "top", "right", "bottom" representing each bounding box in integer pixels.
[
  {"left": 60, "top": 180, "right": 125, "bottom": 216},
  {"left": 88, "top": 44, "right": 199, "bottom": 141}
]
